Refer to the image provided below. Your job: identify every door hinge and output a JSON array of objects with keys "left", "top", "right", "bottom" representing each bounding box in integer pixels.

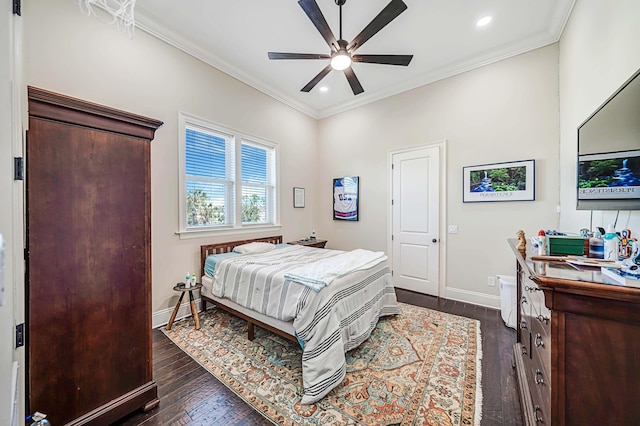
[
  {"left": 391, "top": 235, "right": 394, "bottom": 241},
  {"left": 14, "top": 157, "right": 23, "bottom": 180},
  {"left": 15, "top": 323, "right": 24, "bottom": 348},
  {"left": 391, "top": 199, "right": 394, "bottom": 205},
  {"left": 391, "top": 163, "right": 394, "bottom": 169},
  {"left": 13, "top": 0, "right": 21, "bottom": 16}
]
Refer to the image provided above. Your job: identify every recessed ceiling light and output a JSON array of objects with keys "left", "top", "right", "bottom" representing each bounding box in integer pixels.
[
  {"left": 476, "top": 16, "right": 492, "bottom": 27},
  {"left": 319, "top": 86, "right": 329, "bottom": 93}
]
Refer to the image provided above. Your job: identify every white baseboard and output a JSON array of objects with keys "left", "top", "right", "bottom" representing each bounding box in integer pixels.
[
  {"left": 152, "top": 298, "right": 204, "bottom": 329},
  {"left": 445, "top": 287, "right": 501, "bottom": 309}
]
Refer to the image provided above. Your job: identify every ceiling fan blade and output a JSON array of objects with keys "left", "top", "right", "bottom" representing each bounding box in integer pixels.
[
  {"left": 301, "top": 64, "right": 333, "bottom": 92},
  {"left": 352, "top": 54, "right": 413, "bottom": 66},
  {"left": 268, "top": 52, "right": 331, "bottom": 60},
  {"left": 347, "top": 0, "right": 407, "bottom": 52},
  {"left": 344, "top": 67, "right": 364, "bottom": 95},
  {"left": 298, "top": 0, "right": 339, "bottom": 51}
]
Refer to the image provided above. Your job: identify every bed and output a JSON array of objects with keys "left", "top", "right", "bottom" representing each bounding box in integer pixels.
[{"left": 199, "top": 235, "right": 400, "bottom": 404}]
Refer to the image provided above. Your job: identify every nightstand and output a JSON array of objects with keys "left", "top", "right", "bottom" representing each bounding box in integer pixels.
[{"left": 288, "top": 239, "right": 327, "bottom": 249}]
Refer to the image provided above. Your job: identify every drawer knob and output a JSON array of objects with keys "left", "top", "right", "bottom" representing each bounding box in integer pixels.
[
  {"left": 521, "top": 345, "right": 527, "bottom": 356},
  {"left": 534, "top": 405, "right": 544, "bottom": 423},
  {"left": 535, "top": 369, "right": 545, "bottom": 385},
  {"left": 535, "top": 333, "right": 545, "bottom": 348},
  {"left": 525, "top": 285, "right": 541, "bottom": 293},
  {"left": 520, "top": 320, "right": 527, "bottom": 329},
  {"left": 537, "top": 314, "right": 549, "bottom": 325}
]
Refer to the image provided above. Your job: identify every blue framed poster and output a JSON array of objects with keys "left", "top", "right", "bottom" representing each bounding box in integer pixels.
[{"left": 333, "top": 176, "right": 359, "bottom": 221}]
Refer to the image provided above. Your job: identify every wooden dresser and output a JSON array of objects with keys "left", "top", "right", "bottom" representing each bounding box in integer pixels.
[
  {"left": 509, "top": 239, "right": 640, "bottom": 425},
  {"left": 27, "top": 87, "right": 162, "bottom": 425}
]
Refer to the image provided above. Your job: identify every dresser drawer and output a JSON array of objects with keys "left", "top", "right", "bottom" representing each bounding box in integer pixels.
[
  {"left": 530, "top": 384, "right": 550, "bottom": 426},
  {"left": 524, "top": 280, "right": 549, "bottom": 315},
  {"left": 531, "top": 345, "right": 551, "bottom": 409},
  {"left": 531, "top": 303, "right": 550, "bottom": 337},
  {"left": 520, "top": 290, "right": 532, "bottom": 326},
  {"left": 530, "top": 316, "right": 551, "bottom": 377},
  {"left": 530, "top": 291, "right": 551, "bottom": 328},
  {"left": 519, "top": 316, "right": 531, "bottom": 359}
]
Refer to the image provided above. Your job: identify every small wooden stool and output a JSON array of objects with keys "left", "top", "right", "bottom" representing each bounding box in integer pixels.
[{"left": 166, "top": 283, "right": 203, "bottom": 330}]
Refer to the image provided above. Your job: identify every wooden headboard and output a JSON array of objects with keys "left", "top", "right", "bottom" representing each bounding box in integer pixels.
[{"left": 200, "top": 235, "right": 283, "bottom": 276}]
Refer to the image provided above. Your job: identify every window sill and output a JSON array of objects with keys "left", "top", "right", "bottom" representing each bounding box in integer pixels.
[{"left": 175, "top": 224, "right": 282, "bottom": 240}]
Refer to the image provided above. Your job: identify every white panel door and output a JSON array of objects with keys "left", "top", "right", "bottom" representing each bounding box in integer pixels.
[{"left": 391, "top": 146, "right": 440, "bottom": 295}]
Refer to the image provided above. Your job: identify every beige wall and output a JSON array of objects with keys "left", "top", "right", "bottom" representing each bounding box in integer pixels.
[
  {"left": 317, "top": 45, "right": 560, "bottom": 306},
  {"left": 558, "top": 0, "right": 640, "bottom": 232},
  {"left": 5, "top": 0, "right": 640, "bottom": 420},
  {"left": 22, "top": 0, "right": 319, "bottom": 321}
]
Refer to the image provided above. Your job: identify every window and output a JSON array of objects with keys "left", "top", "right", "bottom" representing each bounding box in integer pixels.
[
  {"left": 241, "top": 140, "right": 276, "bottom": 224},
  {"left": 179, "top": 113, "right": 279, "bottom": 236},
  {"left": 185, "top": 125, "right": 235, "bottom": 228}
]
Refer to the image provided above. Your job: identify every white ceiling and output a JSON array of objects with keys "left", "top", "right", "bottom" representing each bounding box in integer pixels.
[{"left": 134, "top": 0, "right": 575, "bottom": 119}]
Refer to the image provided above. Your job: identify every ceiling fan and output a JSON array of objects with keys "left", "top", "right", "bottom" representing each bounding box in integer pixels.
[{"left": 268, "top": 0, "right": 413, "bottom": 95}]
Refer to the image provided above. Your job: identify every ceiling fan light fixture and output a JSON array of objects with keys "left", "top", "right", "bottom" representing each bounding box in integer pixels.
[
  {"left": 476, "top": 16, "right": 492, "bottom": 27},
  {"left": 331, "top": 51, "right": 352, "bottom": 70}
]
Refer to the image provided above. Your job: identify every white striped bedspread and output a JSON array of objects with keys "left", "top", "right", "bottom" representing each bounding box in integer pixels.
[{"left": 211, "top": 244, "right": 400, "bottom": 404}]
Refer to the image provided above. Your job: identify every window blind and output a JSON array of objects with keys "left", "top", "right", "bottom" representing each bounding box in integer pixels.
[
  {"left": 185, "top": 126, "right": 235, "bottom": 227},
  {"left": 241, "top": 139, "right": 275, "bottom": 224}
]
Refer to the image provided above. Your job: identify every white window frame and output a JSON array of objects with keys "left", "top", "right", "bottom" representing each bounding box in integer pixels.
[{"left": 177, "top": 112, "right": 281, "bottom": 239}]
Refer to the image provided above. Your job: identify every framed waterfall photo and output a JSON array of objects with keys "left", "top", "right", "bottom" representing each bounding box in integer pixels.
[
  {"left": 463, "top": 159, "right": 535, "bottom": 203},
  {"left": 333, "top": 176, "right": 359, "bottom": 220}
]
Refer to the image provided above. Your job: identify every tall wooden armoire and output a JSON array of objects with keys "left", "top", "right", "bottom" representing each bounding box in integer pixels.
[{"left": 26, "top": 87, "right": 163, "bottom": 425}]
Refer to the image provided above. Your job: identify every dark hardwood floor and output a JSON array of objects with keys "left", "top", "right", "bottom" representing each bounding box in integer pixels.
[{"left": 115, "top": 289, "right": 522, "bottom": 425}]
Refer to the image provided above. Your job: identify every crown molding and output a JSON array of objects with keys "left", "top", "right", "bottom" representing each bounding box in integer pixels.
[
  {"left": 135, "top": 13, "right": 321, "bottom": 119},
  {"left": 135, "top": 1, "right": 575, "bottom": 121}
]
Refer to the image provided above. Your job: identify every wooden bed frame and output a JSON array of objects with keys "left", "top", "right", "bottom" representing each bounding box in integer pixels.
[{"left": 199, "top": 235, "right": 299, "bottom": 343}]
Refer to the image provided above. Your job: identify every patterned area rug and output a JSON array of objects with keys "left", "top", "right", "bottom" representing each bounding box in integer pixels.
[{"left": 162, "top": 302, "right": 482, "bottom": 425}]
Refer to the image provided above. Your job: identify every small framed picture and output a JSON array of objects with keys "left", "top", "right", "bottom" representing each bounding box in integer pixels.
[
  {"left": 333, "top": 176, "right": 359, "bottom": 221},
  {"left": 293, "top": 187, "right": 305, "bottom": 208},
  {"left": 463, "top": 159, "right": 535, "bottom": 202}
]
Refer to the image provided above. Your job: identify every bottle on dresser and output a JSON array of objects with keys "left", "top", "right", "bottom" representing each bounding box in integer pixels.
[
  {"left": 603, "top": 224, "right": 620, "bottom": 261},
  {"left": 589, "top": 230, "right": 604, "bottom": 259},
  {"left": 537, "top": 230, "right": 546, "bottom": 256}
]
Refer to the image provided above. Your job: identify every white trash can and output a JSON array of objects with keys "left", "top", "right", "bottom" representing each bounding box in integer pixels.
[{"left": 498, "top": 275, "right": 517, "bottom": 329}]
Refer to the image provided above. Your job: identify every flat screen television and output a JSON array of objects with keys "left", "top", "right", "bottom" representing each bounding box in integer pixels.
[{"left": 577, "top": 68, "right": 640, "bottom": 210}]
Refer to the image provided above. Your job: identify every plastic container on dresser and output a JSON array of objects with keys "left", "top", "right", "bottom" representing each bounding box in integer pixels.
[{"left": 509, "top": 238, "right": 640, "bottom": 426}]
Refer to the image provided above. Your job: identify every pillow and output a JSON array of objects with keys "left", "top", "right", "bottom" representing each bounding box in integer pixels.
[{"left": 233, "top": 242, "right": 276, "bottom": 254}]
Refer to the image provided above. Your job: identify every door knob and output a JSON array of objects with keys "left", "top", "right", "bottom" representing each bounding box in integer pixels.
[{"left": 432, "top": 239, "right": 438, "bottom": 243}]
